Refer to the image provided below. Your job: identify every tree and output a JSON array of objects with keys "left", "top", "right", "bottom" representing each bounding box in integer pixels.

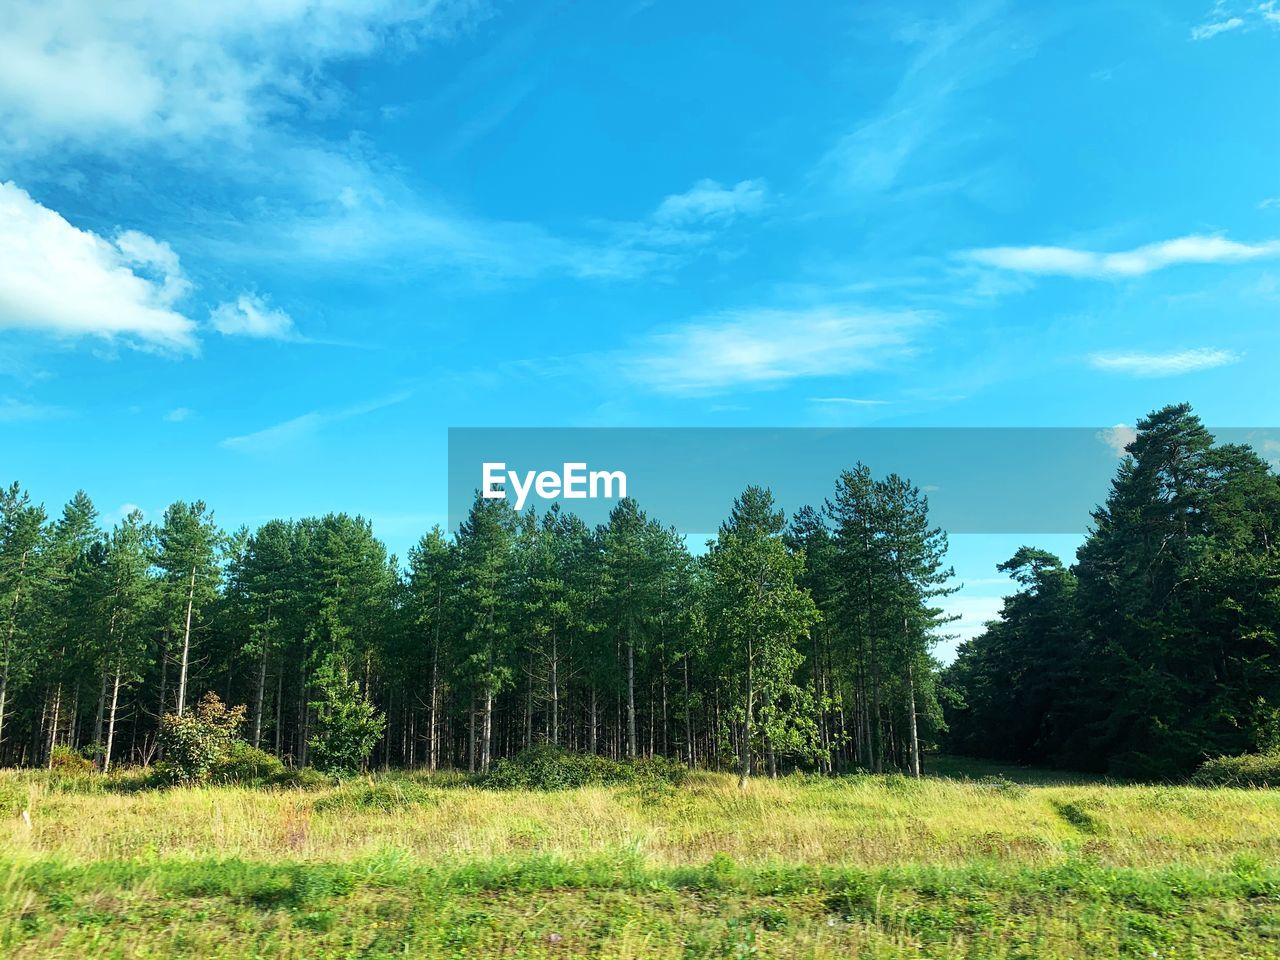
[
  {"left": 454, "top": 495, "right": 516, "bottom": 772},
  {"left": 0, "top": 482, "right": 45, "bottom": 757},
  {"left": 707, "top": 487, "right": 819, "bottom": 787},
  {"left": 155, "top": 501, "right": 221, "bottom": 717},
  {"left": 92, "top": 511, "right": 157, "bottom": 771},
  {"left": 308, "top": 655, "right": 384, "bottom": 776}
]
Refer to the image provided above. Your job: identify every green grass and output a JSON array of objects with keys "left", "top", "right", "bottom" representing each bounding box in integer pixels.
[{"left": 1, "top": 761, "right": 1277, "bottom": 958}]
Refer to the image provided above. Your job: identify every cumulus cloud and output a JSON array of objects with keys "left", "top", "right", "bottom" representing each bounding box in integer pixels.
[
  {"left": 624, "top": 306, "right": 927, "bottom": 395},
  {"left": 967, "top": 235, "right": 1280, "bottom": 278},
  {"left": 210, "top": 294, "right": 296, "bottom": 339},
  {"left": 1088, "top": 348, "right": 1240, "bottom": 376},
  {"left": 0, "top": 0, "right": 486, "bottom": 153},
  {"left": 0, "top": 181, "right": 197, "bottom": 351},
  {"left": 1097, "top": 424, "right": 1137, "bottom": 457}
]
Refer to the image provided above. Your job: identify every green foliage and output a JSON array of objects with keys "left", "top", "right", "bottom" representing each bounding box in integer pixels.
[
  {"left": 1191, "top": 750, "right": 1280, "bottom": 788},
  {"left": 47, "top": 745, "right": 93, "bottom": 773},
  {"left": 948, "top": 404, "right": 1280, "bottom": 777},
  {"left": 307, "top": 657, "right": 384, "bottom": 777},
  {"left": 156, "top": 693, "right": 246, "bottom": 785},
  {"left": 212, "top": 741, "right": 287, "bottom": 785},
  {"left": 478, "top": 746, "right": 688, "bottom": 790},
  {"left": 313, "top": 778, "right": 439, "bottom": 813}
]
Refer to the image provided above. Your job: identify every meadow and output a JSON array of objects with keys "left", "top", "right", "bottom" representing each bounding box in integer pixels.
[{"left": 1, "top": 760, "right": 1277, "bottom": 958}]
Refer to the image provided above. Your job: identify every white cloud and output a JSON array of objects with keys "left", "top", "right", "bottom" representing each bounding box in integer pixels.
[
  {"left": 1260, "top": 197, "right": 1280, "bottom": 209},
  {"left": 1088, "top": 348, "right": 1240, "bottom": 377},
  {"left": 222, "top": 390, "right": 412, "bottom": 452},
  {"left": 624, "top": 307, "right": 927, "bottom": 395},
  {"left": 1191, "top": 16, "right": 1244, "bottom": 39},
  {"left": 1097, "top": 423, "right": 1137, "bottom": 457},
  {"left": 809, "top": 397, "right": 891, "bottom": 405},
  {"left": 652, "top": 179, "right": 768, "bottom": 226},
  {"left": 165, "top": 407, "right": 192, "bottom": 422},
  {"left": 967, "top": 235, "right": 1280, "bottom": 278},
  {"left": 210, "top": 294, "right": 296, "bottom": 339},
  {"left": 1189, "top": 2, "right": 1280, "bottom": 40},
  {"left": 0, "top": 0, "right": 485, "bottom": 154},
  {"left": 0, "top": 181, "right": 197, "bottom": 351}
]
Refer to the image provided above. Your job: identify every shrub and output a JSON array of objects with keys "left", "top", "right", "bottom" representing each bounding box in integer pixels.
[
  {"left": 314, "top": 779, "right": 438, "bottom": 813},
  {"left": 307, "top": 656, "right": 384, "bottom": 777},
  {"left": 48, "top": 745, "right": 94, "bottom": 774},
  {"left": 156, "top": 693, "right": 247, "bottom": 785},
  {"left": 478, "top": 746, "right": 687, "bottom": 791},
  {"left": 212, "top": 741, "right": 287, "bottom": 785},
  {"left": 1191, "top": 751, "right": 1280, "bottom": 788}
]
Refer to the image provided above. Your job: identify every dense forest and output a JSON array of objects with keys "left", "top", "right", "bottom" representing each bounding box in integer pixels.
[
  {"left": 946, "top": 404, "right": 1280, "bottom": 778},
  {"left": 5, "top": 403, "right": 1275, "bottom": 783},
  {"left": 0, "top": 460, "right": 953, "bottom": 781}
]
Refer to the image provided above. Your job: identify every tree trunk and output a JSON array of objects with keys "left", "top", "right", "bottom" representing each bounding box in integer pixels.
[
  {"left": 429, "top": 588, "right": 441, "bottom": 771},
  {"left": 176, "top": 565, "right": 196, "bottom": 716},
  {"left": 738, "top": 637, "right": 753, "bottom": 789},
  {"left": 93, "top": 667, "right": 108, "bottom": 767},
  {"left": 626, "top": 625, "right": 637, "bottom": 759},
  {"left": 550, "top": 629, "right": 559, "bottom": 747},
  {"left": 468, "top": 700, "right": 477, "bottom": 773},
  {"left": 252, "top": 637, "right": 268, "bottom": 748},
  {"left": 683, "top": 655, "right": 693, "bottom": 768},
  {"left": 481, "top": 691, "right": 493, "bottom": 772},
  {"left": 104, "top": 664, "right": 122, "bottom": 773},
  {"left": 46, "top": 683, "right": 62, "bottom": 769},
  {"left": 906, "top": 656, "right": 921, "bottom": 778},
  {"left": 588, "top": 687, "right": 597, "bottom": 754}
]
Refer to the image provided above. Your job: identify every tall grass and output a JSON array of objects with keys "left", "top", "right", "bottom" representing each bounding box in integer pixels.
[{"left": 0, "top": 765, "right": 1277, "bottom": 957}]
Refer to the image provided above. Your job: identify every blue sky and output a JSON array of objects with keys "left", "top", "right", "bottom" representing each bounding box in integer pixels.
[{"left": 2, "top": 0, "right": 1279, "bottom": 657}]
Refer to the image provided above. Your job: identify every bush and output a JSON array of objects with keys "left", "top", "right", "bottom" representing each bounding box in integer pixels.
[
  {"left": 48, "top": 745, "right": 94, "bottom": 774},
  {"left": 1191, "top": 751, "right": 1280, "bottom": 788},
  {"left": 478, "top": 746, "right": 687, "bottom": 791},
  {"left": 212, "top": 741, "right": 287, "bottom": 785},
  {"left": 156, "top": 693, "right": 247, "bottom": 785},
  {"left": 314, "top": 779, "right": 438, "bottom": 813}
]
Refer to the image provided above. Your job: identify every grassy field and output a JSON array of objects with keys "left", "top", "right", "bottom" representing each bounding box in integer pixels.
[{"left": 1, "top": 760, "right": 1277, "bottom": 958}]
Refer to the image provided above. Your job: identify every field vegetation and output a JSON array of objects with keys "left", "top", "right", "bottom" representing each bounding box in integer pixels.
[{"left": 1, "top": 758, "right": 1278, "bottom": 958}]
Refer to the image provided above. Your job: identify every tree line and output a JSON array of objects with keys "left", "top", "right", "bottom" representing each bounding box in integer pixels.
[
  {"left": 945, "top": 404, "right": 1280, "bottom": 778},
  {"left": 0, "top": 466, "right": 954, "bottom": 781}
]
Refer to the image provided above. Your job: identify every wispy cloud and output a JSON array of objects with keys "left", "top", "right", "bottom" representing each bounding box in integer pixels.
[
  {"left": 210, "top": 294, "right": 296, "bottom": 340},
  {"left": 1088, "top": 348, "right": 1240, "bottom": 376},
  {"left": 1189, "top": 1, "right": 1280, "bottom": 40},
  {"left": 222, "top": 390, "right": 412, "bottom": 452},
  {"left": 165, "top": 407, "right": 192, "bottom": 422},
  {"left": 0, "top": 396, "right": 65, "bottom": 422},
  {"left": 815, "top": 3, "right": 1037, "bottom": 198},
  {"left": 967, "top": 235, "right": 1280, "bottom": 278},
  {"left": 624, "top": 307, "right": 928, "bottom": 395},
  {"left": 0, "top": 181, "right": 197, "bottom": 352},
  {"left": 1191, "top": 16, "right": 1244, "bottom": 39},
  {"left": 652, "top": 179, "right": 768, "bottom": 227},
  {"left": 809, "top": 397, "right": 891, "bottom": 406}
]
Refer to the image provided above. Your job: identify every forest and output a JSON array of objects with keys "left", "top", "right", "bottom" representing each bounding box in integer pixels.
[
  {"left": 946, "top": 403, "right": 1280, "bottom": 777},
  {"left": 1, "top": 402, "right": 1276, "bottom": 783}
]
